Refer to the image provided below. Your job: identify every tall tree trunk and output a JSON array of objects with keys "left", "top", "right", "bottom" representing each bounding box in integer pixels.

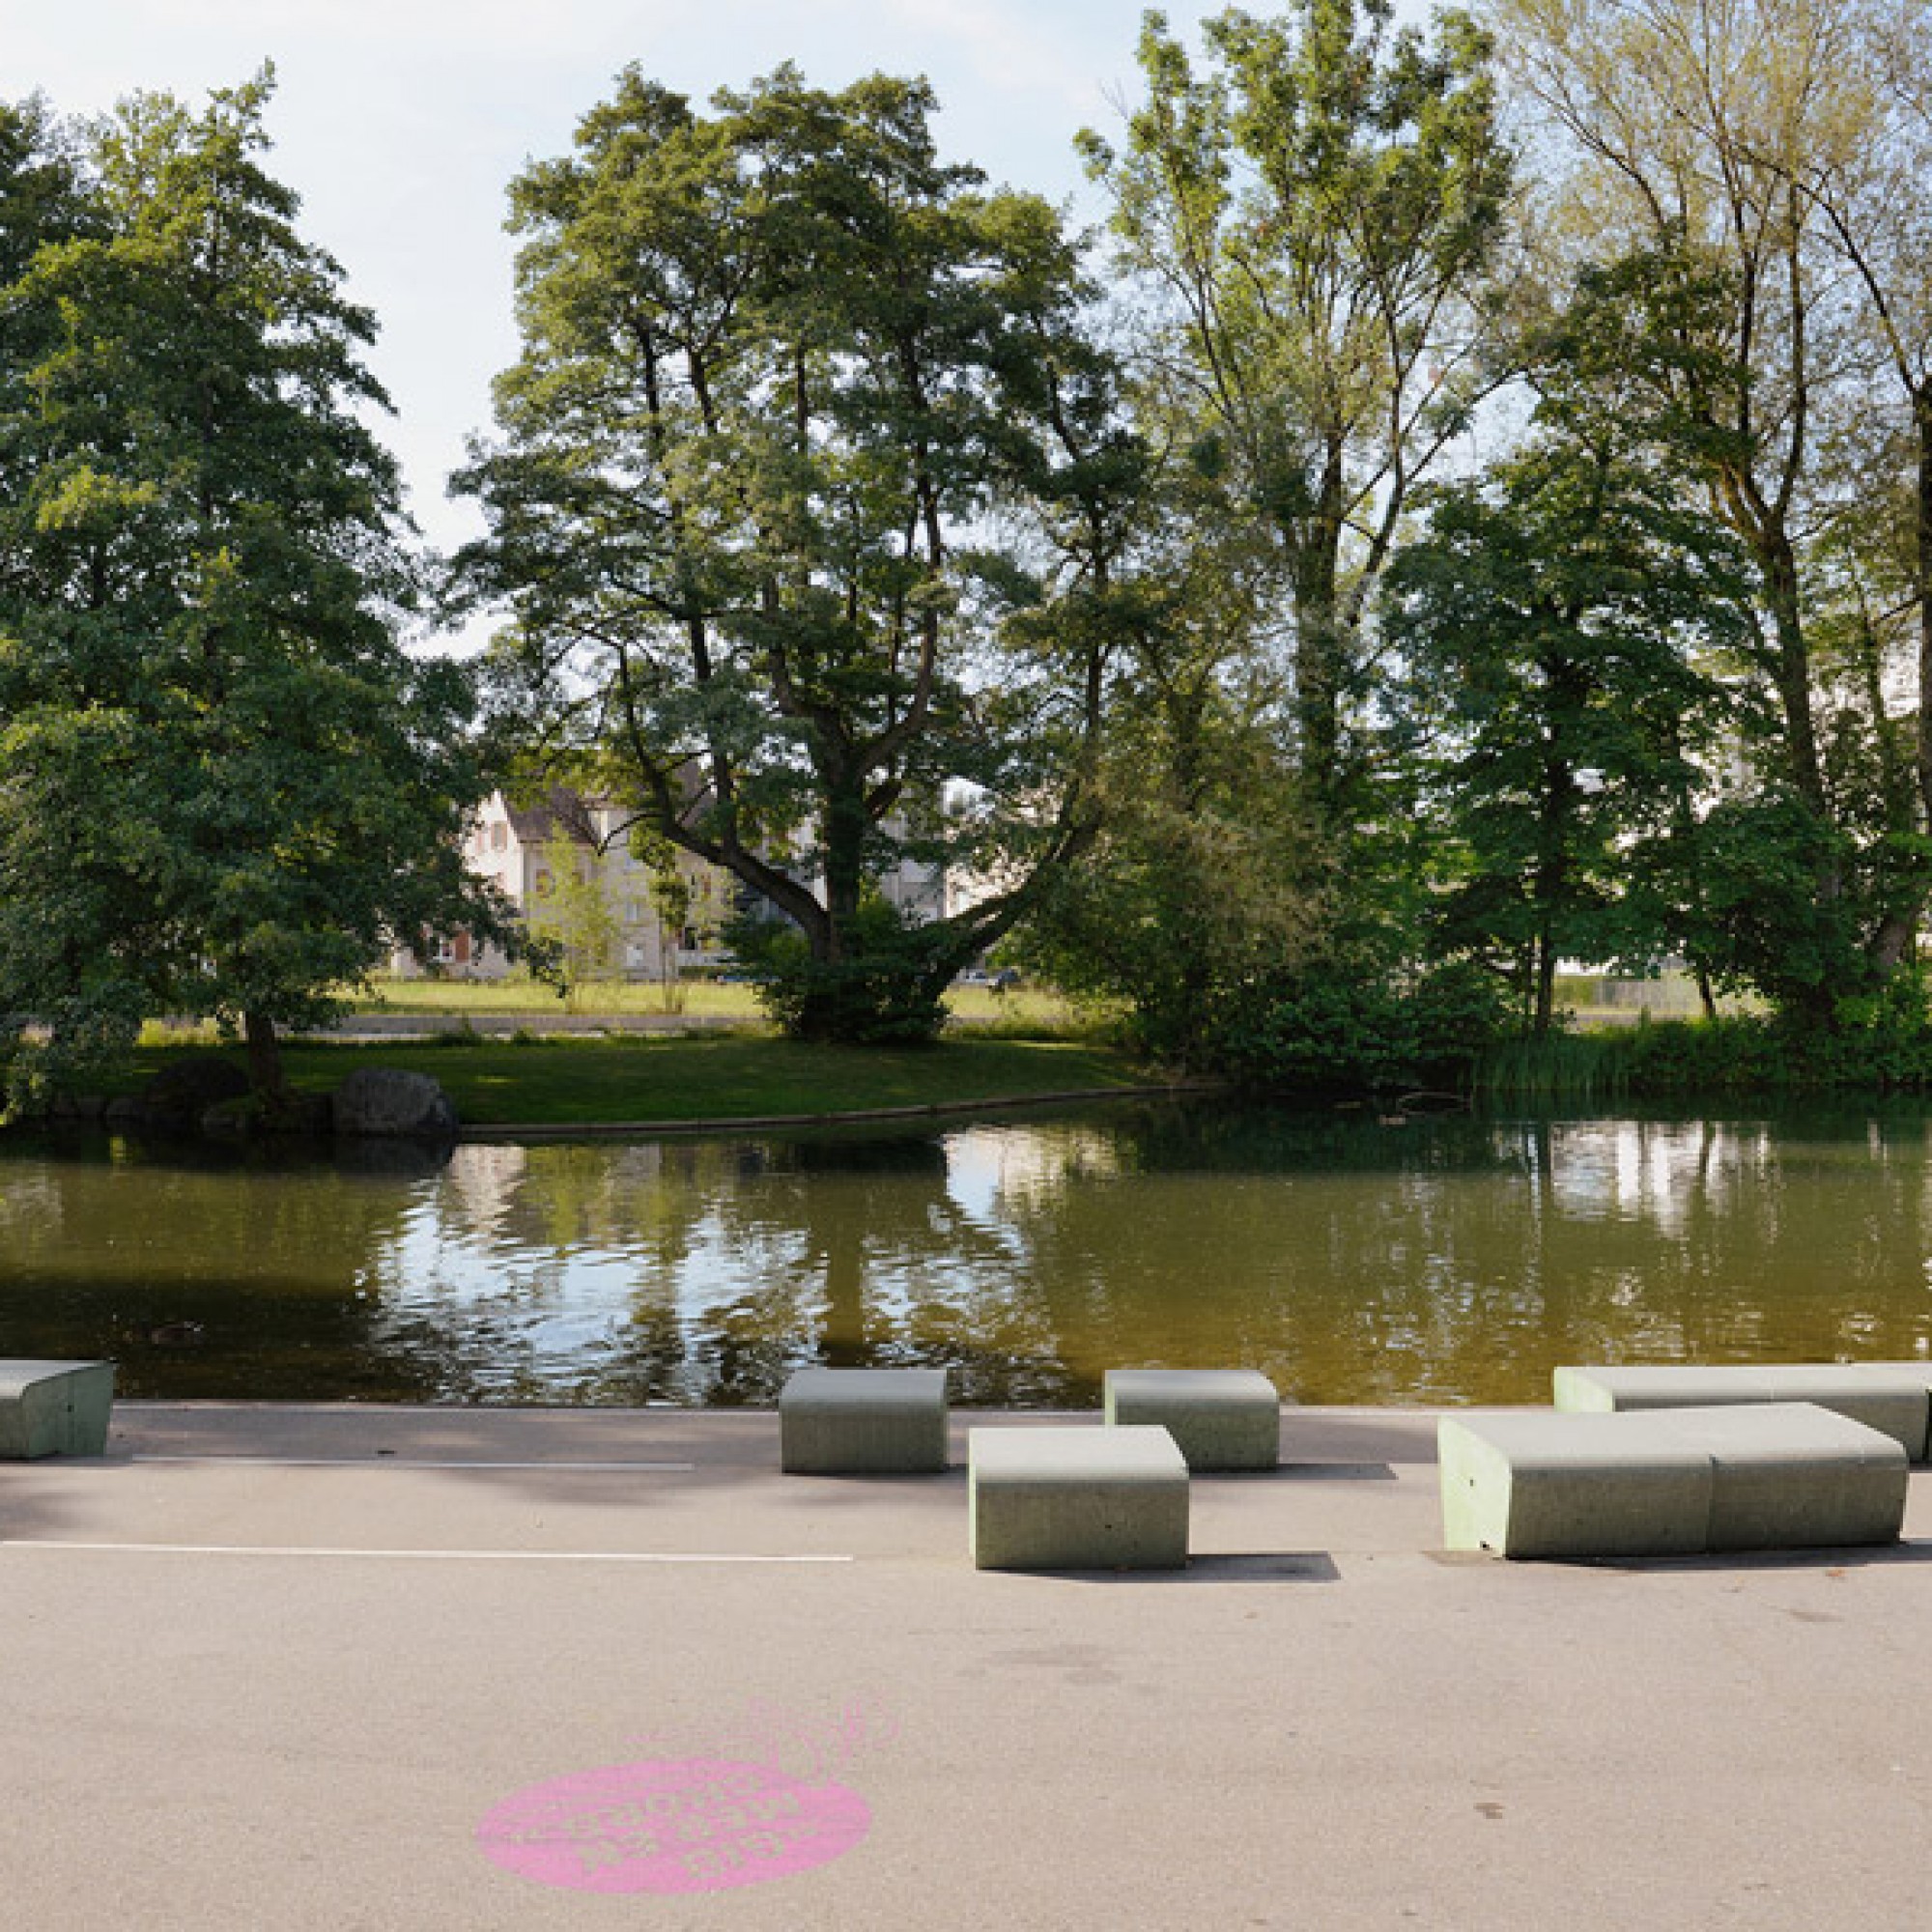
[
  {"left": 1532, "top": 736, "right": 1574, "bottom": 1038},
  {"left": 1533, "top": 925, "right": 1557, "bottom": 1037},
  {"left": 243, "top": 1010, "right": 284, "bottom": 1099},
  {"left": 1296, "top": 612, "right": 1343, "bottom": 822},
  {"left": 819, "top": 778, "right": 868, "bottom": 965},
  {"left": 1758, "top": 528, "right": 1849, "bottom": 1020},
  {"left": 1916, "top": 384, "right": 1932, "bottom": 838},
  {"left": 1759, "top": 541, "right": 1828, "bottom": 818},
  {"left": 1289, "top": 463, "right": 1349, "bottom": 824}
]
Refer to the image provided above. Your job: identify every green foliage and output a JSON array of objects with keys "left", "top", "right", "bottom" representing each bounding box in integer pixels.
[
  {"left": 1677, "top": 793, "right": 1866, "bottom": 1009},
  {"left": 1014, "top": 655, "right": 1325, "bottom": 1064},
  {"left": 0, "top": 77, "right": 511, "bottom": 1105},
  {"left": 1082, "top": 0, "right": 1513, "bottom": 820},
  {"left": 726, "top": 899, "right": 955, "bottom": 1045},
  {"left": 1495, "top": 62, "right": 1932, "bottom": 1009},
  {"left": 526, "top": 840, "right": 620, "bottom": 1009},
  {"left": 1475, "top": 1029, "right": 1634, "bottom": 1100},
  {"left": 458, "top": 66, "right": 1147, "bottom": 1040},
  {"left": 13, "top": 23, "right": 1932, "bottom": 1100},
  {"left": 1207, "top": 952, "right": 1510, "bottom": 1092},
  {"left": 1013, "top": 0, "right": 1521, "bottom": 1090},
  {"left": 1382, "top": 413, "right": 1751, "bottom": 1028},
  {"left": 1473, "top": 973, "right": 1932, "bottom": 1095},
  {"left": 108, "top": 1032, "right": 1148, "bottom": 1127}
]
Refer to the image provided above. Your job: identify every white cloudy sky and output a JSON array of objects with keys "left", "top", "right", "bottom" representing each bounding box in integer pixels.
[{"left": 4, "top": 0, "right": 1240, "bottom": 588}]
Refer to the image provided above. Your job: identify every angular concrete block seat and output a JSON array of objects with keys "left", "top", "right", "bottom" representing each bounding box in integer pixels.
[
  {"left": 779, "top": 1367, "right": 949, "bottom": 1473},
  {"left": 1554, "top": 1362, "right": 1932, "bottom": 1462},
  {"left": 0, "top": 1358, "right": 115, "bottom": 1459},
  {"left": 1440, "top": 1403, "right": 1907, "bottom": 1560},
  {"left": 1103, "top": 1368, "right": 1280, "bottom": 1470},
  {"left": 970, "top": 1424, "right": 1188, "bottom": 1572}
]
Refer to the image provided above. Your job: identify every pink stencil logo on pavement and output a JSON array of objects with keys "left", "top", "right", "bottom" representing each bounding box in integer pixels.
[{"left": 476, "top": 1755, "right": 871, "bottom": 1894}]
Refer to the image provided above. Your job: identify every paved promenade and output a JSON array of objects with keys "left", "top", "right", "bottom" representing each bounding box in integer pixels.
[{"left": 6, "top": 1403, "right": 1932, "bottom": 1928}]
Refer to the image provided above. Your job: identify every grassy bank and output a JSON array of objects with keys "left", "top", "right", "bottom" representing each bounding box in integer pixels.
[
  {"left": 345, "top": 974, "right": 1092, "bottom": 1035},
  {"left": 120, "top": 1033, "right": 1157, "bottom": 1128},
  {"left": 1478, "top": 1002, "right": 1932, "bottom": 1100}
]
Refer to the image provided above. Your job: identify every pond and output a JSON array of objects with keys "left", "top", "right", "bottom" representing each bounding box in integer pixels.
[{"left": 5, "top": 1100, "right": 1932, "bottom": 1407}]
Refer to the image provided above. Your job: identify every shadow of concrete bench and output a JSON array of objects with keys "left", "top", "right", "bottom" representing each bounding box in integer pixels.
[
  {"left": 1440, "top": 1403, "right": 1907, "bottom": 1559},
  {"left": 1103, "top": 1368, "right": 1280, "bottom": 1470},
  {"left": 0, "top": 1359, "right": 115, "bottom": 1459},
  {"left": 779, "top": 1367, "right": 949, "bottom": 1474},
  {"left": 970, "top": 1425, "right": 1188, "bottom": 1572},
  {"left": 1554, "top": 1363, "right": 1932, "bottom": 1462}
]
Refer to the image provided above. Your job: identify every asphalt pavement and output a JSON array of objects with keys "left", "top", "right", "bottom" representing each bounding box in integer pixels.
[{"left": 5, "top": 1402, "right": 1930, "bottom": 1929}]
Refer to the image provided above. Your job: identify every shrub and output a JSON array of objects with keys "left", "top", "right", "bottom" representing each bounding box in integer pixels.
[
  {"left": 726, "top": 901, "right": 956, "bottom": 1045},
  {"left": 1208, "top": 955, "right": 1511, "bottom": 1093},
  {"left": 1514, "top": 972, "right": 1932, "bottom": 1094}
]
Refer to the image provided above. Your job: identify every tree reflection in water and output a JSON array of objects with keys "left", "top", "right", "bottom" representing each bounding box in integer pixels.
[{"left": 6, "top": 1101, "right": 1932, "bottom": 1405}]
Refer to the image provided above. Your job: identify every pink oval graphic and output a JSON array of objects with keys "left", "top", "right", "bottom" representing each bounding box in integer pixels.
[{"left": 477, "top": 1756, "right": 870, "bottom": 1894}]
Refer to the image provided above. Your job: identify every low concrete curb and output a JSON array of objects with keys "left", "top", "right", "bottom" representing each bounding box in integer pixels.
[{"left": 459, "top": 1082, "right": 1224, "bottom": 1141}]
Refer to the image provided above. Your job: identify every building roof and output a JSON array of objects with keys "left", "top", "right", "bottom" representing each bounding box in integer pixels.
[{"left": 502, "top": 788, "right": 599, "bottom": 849}]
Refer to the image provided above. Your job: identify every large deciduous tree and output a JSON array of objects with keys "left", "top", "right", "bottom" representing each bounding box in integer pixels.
[
  {"left": 1011, "top": 514, "right": 1325, "bottom": 1064},
  {"left": 1383, "top": 397, "right": 1753, "bottom": 1033},
  {"left": 457, "top": 67, "right": 1147, "bottom": 1041},
  {"left": 1498, "top": 0, "right": 1932, "bottom": 1016},
  {"left": 1752, "top": 0, "right": 1932, "bottom": 870},
  {"left": 0, "top": 76, "right": 509, "bottom": 1106},
  {"left": 1079, "top": 0, "right": 1513, "bottom": 830}
]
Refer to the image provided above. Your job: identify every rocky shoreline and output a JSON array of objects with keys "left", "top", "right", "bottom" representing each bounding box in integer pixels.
[{"left": 35, "top": 1054, "right": 459, "bottom": 1141}]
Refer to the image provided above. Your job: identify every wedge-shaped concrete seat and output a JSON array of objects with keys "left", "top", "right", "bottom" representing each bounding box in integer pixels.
[
  {"left": 970, "top": 1425, "right": 1188, "bottom": 1572},
  {"left": 0, "top": 1359, "right": 115, "bottom": 1459},
  {"left": 1439, "top": 1402, "right": 1907, "bottom": 1559},
  {"left": 1554, "top": 1362, "right": 1932, "bottom": 1462},
  {"left": 779, "top": 1367, "right": 949, "bottom": 1474},
  {"left": 1103, "top": 1368, "right": 1280, "bottom": 1470}
]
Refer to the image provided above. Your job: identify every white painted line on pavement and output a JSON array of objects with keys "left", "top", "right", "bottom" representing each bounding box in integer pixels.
[
  {"left": 1, "top": 1541, "right": 853, "bottom": 1564},
  {"left": 129, "top": 1456, "right": 697, "bottom": 1471}
]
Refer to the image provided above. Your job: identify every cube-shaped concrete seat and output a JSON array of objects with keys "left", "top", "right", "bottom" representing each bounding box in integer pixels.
[
  {"left": 1554, "top": 1362, "right": 1932, "bottom": 1462},
  {"left": 970, "top": 1425, "right": 1188, "bottom": 1572},
  {"left": 0, "top": 1359, "right": 115, "bottom": 1459},
  {"left": 1439, "top": 1403, "right": 1906, "bottom": 1560},
  {"left": 1676, "top": 1405, "right": 1907, "bottom": 1551},
  {"left": 779, "top": 1367, "right": 949, "bottom": 1474},
  {"left": 1103, "top": 1368, "right": 1280, "bottom": 1470}
]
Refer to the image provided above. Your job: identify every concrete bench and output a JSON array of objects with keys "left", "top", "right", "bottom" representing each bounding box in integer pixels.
[
  {"left": 1439, "top": 1403, "right": 1907, "bottom": 1559},
  {"left": 1103, "top": 1368, "right": 1280, "bottom": 1470},
  {"left": 0, "top": 1359, "right": 115, "bottom": 1459},
  {"left": 1554, "top": 1363, "right": 1932, "bottom": 1462},
  {"left": 779, "top": 1367, "right": 949, "bottom": 1474},
  {"left": 970, "top": 1425, "right": 1188, "bottom": 1572}
]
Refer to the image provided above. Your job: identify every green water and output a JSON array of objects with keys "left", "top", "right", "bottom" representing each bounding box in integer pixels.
[{"left": 4, "top": 1101, "right": 1932, "bottom": 1407}]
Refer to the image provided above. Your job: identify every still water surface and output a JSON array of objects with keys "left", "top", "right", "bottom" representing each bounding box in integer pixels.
[{"left": 5, "top": 1101, "right": 1932, "bottom": 1407}]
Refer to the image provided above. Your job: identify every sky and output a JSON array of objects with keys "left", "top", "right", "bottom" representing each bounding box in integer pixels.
[{"left": 4, "top": 0, "right": 1237, "bottom": 594}]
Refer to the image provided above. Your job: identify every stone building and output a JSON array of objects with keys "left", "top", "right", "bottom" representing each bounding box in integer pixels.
[{"left": 396, "top": 791, "right": 729, "bottom": 981}]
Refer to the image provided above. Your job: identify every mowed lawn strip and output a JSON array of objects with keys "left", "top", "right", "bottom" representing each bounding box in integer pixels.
[
  {"left": 124, "top": 1035, "right": 1153, "bottom": 1127},
  {"left": 344, "top": 975, "right": 1089, "bottom": 1032}
]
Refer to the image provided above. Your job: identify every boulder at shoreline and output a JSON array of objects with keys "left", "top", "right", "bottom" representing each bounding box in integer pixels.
[{"left": 331, "top": 1067, "right": 458, "bottom": 1140}]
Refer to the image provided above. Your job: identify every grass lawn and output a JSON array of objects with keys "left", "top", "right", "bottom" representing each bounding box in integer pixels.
[
  {"left": 346, "top": 973, "right": 1089, "bottom": 1033},
  {"left": 348, "top": 975, "right": 760, "bottom": 1018},
  {"left": 121, "top": 1033, "right": 1157, "bottom": 1128}
]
